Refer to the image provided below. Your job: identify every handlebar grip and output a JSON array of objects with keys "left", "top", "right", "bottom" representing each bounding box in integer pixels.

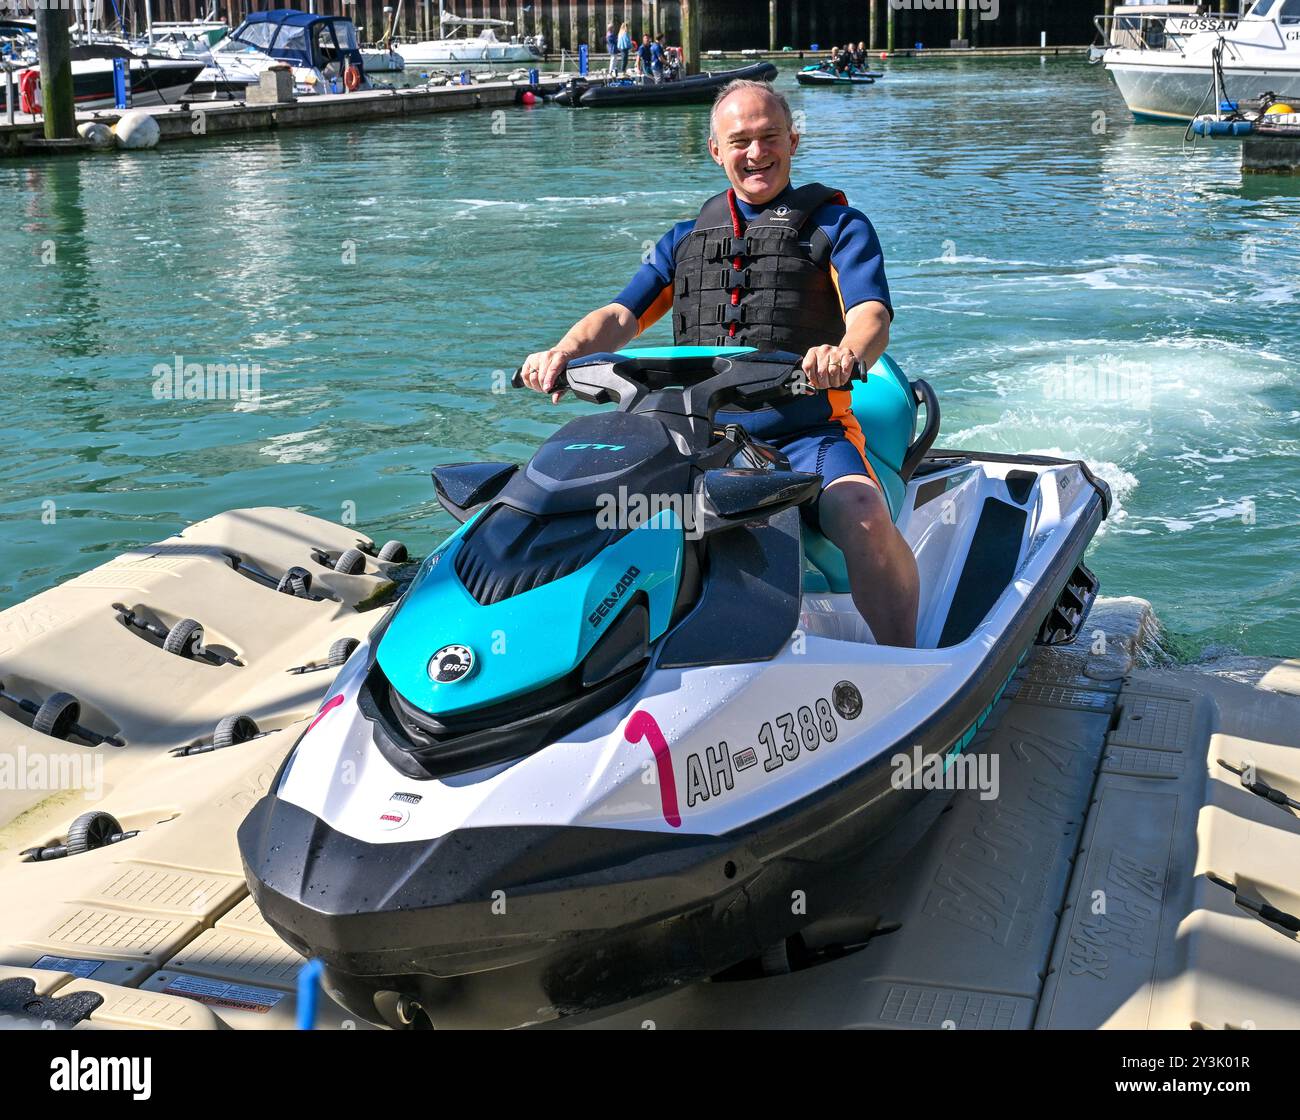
[{"left": 511, "top": 366, "right": 570, "bottom": 392}]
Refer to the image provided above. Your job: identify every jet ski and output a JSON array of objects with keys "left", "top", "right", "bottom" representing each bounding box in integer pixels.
[
  {"left": 239, "top": 346, "right": 1109, "bottom": 1029},
  {"left": 795, "top": 62, "right": 879, "bottom": 86}
]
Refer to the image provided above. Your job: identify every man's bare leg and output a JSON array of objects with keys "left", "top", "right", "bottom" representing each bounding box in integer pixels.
[{"left": 817, "top": 476, "right": 919, "bottom": 648}]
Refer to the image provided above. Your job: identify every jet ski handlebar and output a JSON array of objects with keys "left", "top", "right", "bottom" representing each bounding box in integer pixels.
[{"left": 512, "top": 349, "right": 866, "bottom": 428}]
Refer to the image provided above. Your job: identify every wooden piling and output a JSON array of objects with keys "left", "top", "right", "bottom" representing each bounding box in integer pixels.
[{"left": 35, "top": 4, "right": 76, "bottom": 140}]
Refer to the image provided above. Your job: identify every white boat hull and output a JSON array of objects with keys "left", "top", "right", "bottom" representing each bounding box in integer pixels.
[
  {"left": 360, "top": 47, "right": 405, "bottom": 72},
  {"left": 399, "top": 40, "right": 539, "bottom": 68},
  {"left": 1102, "top": 9, "right": 1300, "bottom": 123},
  {"left": 1107, "top": 55, "right": 1300, "bottom": 121}
]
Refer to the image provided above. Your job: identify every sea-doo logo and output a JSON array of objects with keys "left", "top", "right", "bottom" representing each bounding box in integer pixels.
[
  {"left": 428, "top": 644, "right": 475, "bottom": 684},
  {"left": 588, "top": 565, "right": 641, "bottom": 627}
]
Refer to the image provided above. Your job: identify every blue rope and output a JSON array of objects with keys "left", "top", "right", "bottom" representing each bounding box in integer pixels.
[{"left": 296, "top": 958, "right": 325, "bottom": 1030}]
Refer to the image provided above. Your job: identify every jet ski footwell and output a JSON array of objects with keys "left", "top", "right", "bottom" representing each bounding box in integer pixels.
[{"left": 1, "top": 508, "right": 1297, "bottom": 1028}]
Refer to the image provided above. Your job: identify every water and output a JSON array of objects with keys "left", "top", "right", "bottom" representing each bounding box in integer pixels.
[{"left": 2, "top": 57, "right": 1297, "bottom": 657}]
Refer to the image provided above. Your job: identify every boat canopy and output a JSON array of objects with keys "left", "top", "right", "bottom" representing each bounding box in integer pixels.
[{"left": 222, "top": 9, "right": 360, "bottom": 67}]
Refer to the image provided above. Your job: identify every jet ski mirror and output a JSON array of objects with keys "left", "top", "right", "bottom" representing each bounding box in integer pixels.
[
  {"left": 695, "top": 467, "right": 821, "bottom": 534},
  {"left": 431, "top": 462, "right": 518, "bottom": 523}
]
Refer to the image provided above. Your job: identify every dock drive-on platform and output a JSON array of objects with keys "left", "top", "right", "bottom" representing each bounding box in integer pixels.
[{"left": 0, "top": 512, "right": 1297, "bottom": 1029}]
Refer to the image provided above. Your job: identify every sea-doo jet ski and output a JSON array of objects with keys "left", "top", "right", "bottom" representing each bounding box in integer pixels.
[
  {"left": 239, "top": 346, "right": 1109, "bottom": 1029},
  {"left": 795, "top": 62, "right": 880, "bottom": 86}
]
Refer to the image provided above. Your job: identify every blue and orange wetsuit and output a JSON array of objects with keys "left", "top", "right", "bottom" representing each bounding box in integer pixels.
[{"left": 613, "top": 183, "right": 894, "bottom": 530}]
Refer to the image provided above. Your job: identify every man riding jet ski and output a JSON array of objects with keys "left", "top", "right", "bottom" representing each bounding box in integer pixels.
[
  {"left": 520, "top": 79, "right": 916, "bottom": 647},
  {"left": 238, "top": 82, "right": 1110, "bottom": 1030}
]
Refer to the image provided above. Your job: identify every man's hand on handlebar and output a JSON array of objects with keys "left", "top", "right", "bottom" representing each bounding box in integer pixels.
[
  {"left": 518, "top": 348, "right": 575, "bottom": 403},
  {"left": 800, "top": 344, "right": 862, "bottom": 392}
]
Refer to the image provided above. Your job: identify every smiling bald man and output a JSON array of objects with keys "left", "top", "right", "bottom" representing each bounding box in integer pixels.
[{"left": 520, "top": 80, "right": 919, "bottom": 647}]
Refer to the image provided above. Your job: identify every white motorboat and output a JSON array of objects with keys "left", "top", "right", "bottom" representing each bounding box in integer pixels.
[
  {"left": 399, "top": 10, "right": 542, "bottom": 69},
  {"left": 1097, "top": 0, "right": 1300, "bottom": 121},
  {"left": 2, "top": 21, "right": 202, "bottom": 109},
  {"left": 189, "top": 10, "right": 372, "bottom": 101}
]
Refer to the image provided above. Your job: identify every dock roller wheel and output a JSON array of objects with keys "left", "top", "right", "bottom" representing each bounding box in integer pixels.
[
  {"left": 33, "top": 692, "right": 80, "bottom": 740},
  {"left": 65, "top": 811, "right": 123, "bottom": 856},
  {"left": 213, "top": 715, "right": 259, "bottom": 750},
  {"left": 376, "top": 540, "right": 408, "bottom": 563},
  {"left": 162, "top": 617, "right": 204, "bottom": 658},
  {"left": 275, "top": 566, "right": 313, "bottom": 597},
  {"left": 327, "top": 637, "right": 359, "bottom": 667},
  {"left": 333, "top": 547, "right": 366, "bottom": 575}
]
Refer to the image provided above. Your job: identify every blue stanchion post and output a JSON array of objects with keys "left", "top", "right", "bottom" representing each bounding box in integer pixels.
[
  {"left": 528, "top": 67, "right": 539, "bottom": 87},
  {"left": 460, "top": 69, "right": 470, "bottom": 85},
  {"left": 112, "top": 56, "right": 129, "bottom": 110},
  {"left": 297, "top": 958, "right": 325, "bottom": 1030},
  {"left": 579, "top": 43, "right": 588, "bottom": 76}
]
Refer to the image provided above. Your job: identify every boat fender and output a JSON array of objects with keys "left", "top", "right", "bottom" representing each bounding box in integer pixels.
[
  {"left": 77, "top": 121, "right": 114, "bottom": 150},
  {"left": 344, "top": 64, "right": 362, "bottom": 91},
  {"left": 112, "top": 110, "right": 161, "bottom": 150},
  {"left": 1265, "top": 102, "right": 1295, "bottom": 115},
  {"left": 18, "top": 69, "right": 40, "bottom": 115}
]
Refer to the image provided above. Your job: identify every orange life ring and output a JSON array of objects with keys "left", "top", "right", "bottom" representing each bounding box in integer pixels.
[
  {"left": 18, "top": 69, "right": 41, "bottom": 115},
  {"left": 344, "top": 64, "right": 362, "bottom": 91}
]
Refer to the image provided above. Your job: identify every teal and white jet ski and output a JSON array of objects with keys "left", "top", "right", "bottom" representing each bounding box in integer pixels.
[{"left": 239, "top": 346, "right": 1108, "bottom": 1028}]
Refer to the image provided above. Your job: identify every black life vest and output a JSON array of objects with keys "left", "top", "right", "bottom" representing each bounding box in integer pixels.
[{"left": 672, "top": 183, "right": 848, "bottom": 354}]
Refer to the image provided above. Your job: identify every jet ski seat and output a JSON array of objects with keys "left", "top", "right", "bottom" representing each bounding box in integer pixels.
[{"left": 802, "top": 353, "right": 938, "bottom": 593}]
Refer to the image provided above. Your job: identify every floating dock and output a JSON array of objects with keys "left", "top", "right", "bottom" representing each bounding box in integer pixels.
[
  {"left": 0, "top": 511, "right": 1297, "bottom": 1029},
  {"left": 0, "top": 76, "right": 562, "bottom": 159}
]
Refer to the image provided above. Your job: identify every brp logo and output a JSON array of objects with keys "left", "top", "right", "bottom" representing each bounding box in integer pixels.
[
  {"left": 377, "top": 805, "right": 409, "bottom": 830},
  {"left": 429, "top": 644, "right": 476, "bottom": 684}
]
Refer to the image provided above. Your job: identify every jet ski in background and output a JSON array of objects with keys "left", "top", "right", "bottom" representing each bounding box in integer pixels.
[
  {"left": 795, "top": 61, "right": 881, "bottom": 86},
  {"left": 239, "top": 346, "right": 1108, "bottom": 1029}
]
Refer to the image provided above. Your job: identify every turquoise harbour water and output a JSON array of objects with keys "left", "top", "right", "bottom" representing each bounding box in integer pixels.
[{"left": 2, "top": 58, "right": 1297, "bottom": 657}]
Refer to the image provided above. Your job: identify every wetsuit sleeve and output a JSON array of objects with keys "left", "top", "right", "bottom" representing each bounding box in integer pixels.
[
  {"left": 824, "top": 207, "right": 893, "bottom": 321},
  {"left": 612, "top": 219, "right": 692, "bottom": 335}
]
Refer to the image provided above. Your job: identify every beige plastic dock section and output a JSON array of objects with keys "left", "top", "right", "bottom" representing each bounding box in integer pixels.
[
  {"left": 1, "top": 514, "right": 1298, "bottom": 1029},
  {"left": 559, "top": 602, "right": 1300, "bottom": 1031},
  {"left": 0, "top": 508, "right": 400, "bottom": 1029}
]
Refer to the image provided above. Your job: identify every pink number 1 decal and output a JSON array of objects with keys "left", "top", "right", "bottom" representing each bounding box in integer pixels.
[{"left": 624, "top": 710, "right": 682, "bottom": 828}]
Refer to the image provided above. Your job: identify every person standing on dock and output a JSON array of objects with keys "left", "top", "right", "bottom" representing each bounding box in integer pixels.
[
  {"left": 518, "top": 81, "right": 918, "bottom": 647},
  {"left": 617, "top": 22, "right": 632, "bottom": 76},
  {"left": 606, "top": 24, "right": 618, "bottom": 75}
]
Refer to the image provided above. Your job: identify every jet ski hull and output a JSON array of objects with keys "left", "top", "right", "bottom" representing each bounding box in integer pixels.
[{"left": 240, "top": 442, "right": 1107, "bottom": 1029}]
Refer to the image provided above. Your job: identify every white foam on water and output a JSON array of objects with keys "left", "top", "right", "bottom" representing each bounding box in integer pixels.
[{"left": 258, "top": 429, "right": 330, "bottom": 464}]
